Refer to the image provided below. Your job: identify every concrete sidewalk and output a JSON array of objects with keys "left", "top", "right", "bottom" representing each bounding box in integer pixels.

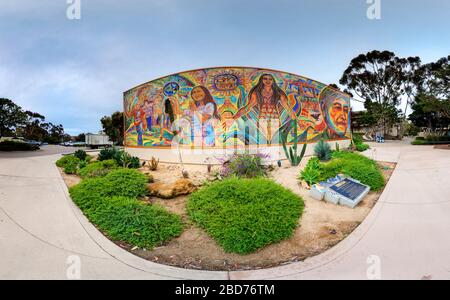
[{"left": 1, "top": 143, "right": 449, "bottom": 279}]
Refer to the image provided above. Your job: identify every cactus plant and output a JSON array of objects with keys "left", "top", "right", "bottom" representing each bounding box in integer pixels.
[{"left": 282, "top": 121, "right": 307, "bottom": 166}]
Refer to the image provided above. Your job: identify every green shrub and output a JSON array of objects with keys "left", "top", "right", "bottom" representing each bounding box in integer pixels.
[
  {"left": 69, "top": 168, "right": 182, "bottom": 249},
  {"left": 98, "top": 147, "right": 121, "bottom": 161},
  {"left": 78, "top": 160, "right": 88, "bottom": 169},
  {"left": 352, "top": 133, "right": 364, "bottom": 145},
  {"left": 187, "top": 177, "right": 304, "bottom": 254},
  {"left": 77, "top": 159, "right": 118, "bottom": 178},
  {"left": 299, "top": 158, "right": 321, "bottom": 186},
  {"left": 56, "top": 155, "right": 81, "bottom": 174},
  {"left": 89, "top": 196, "right": 183, "bottom": 248},
  {"left": 98, "top": 147, "right": 140, "bottom": 168},
  {"left": 115, "top": 151, "right": 141, "bottom": 168},
  {"left": 314, "top": 139, "right": 332, "bottom": 161},
  {"left": 62, "top": 156, "right": 81, "bottom": 174},
  {"left": 0, "top": 141, "right": 39, "bottom": 151},
  {"left": 411, "top": 135, "right": 450, "bottom": 145},
  {"left": 322, "top": 152, "right": 383, "bottom": 190},
  {"left": 355, "top": 143, "right": 370, "bottom": 152},
  {"left": 73, "top": 149, "right": 87, "bottom": 161},
  {"left": 56, "top": 155, "right": 75, "bottom": 168},
  {"left": 299, "top": 151, "right": 384, "bottom": 190},
  {"left": 220, "top": 153, "right": 268, "bottom": 178},
  {"left": 411, "top": 138, "right": 427, "bottom": 145}
]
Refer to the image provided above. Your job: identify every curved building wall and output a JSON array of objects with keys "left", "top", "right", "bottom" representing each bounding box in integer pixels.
[{"left": 124, "top": 67, "right": 351, "bottom": 162}]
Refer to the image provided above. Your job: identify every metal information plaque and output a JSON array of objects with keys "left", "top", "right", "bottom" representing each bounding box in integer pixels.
[{"left": 326, "top": 178, "right": 370, "bottom": 208}]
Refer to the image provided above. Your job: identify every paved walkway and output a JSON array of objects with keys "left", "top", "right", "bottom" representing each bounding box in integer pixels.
[{"left": 1, "top": 143, "right": 449, "bottom": 279}]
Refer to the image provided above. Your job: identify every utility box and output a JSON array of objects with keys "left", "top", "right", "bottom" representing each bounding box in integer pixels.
[{"left": 85, "top": 133, "right": 113, "bottom": 149}]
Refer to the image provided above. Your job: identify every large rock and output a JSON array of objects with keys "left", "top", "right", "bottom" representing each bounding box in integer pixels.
[{"left": 148, "top": 178, "right": 197, "bottom": 199}]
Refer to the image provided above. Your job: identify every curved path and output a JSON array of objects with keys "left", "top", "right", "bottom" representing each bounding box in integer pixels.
[{"left": 1, "top": 143, "right": 449, "bottom": 279}]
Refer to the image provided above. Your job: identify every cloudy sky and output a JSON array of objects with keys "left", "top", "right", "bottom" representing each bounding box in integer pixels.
[{"left": 1, "top": 0, "right": 449, "bottom": 135}]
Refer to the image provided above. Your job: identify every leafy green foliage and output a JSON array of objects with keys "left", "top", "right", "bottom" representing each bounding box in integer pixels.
[
  {"left": 411, "top": 135, "right": 450, "bottom": 145},
  {"left": 77, "top": 159, "right": 118, "bottom": 178},
  {"left": 299, "top": 152, "right": 384, "bottom": 191},
  {"left": 314, "top": 139, "right": 332, "bottom": 161},
  {"left": 187, "top": 177, "right": 304, "bottom": 254},
  {"left": 98, "top": 147, "right": 121, "bottom": 161},
  {"left": 115, "top": 151, "right": 141, "bottom": 168},
  {"left": 69, "top": 168, "right": 182, "bottom": 249},
  {"left": 98, "top": 147, "right": 140, "bottom": 168},
  {"left": 73, "top": 149, "right": 87, "bottom": 161},
  {"left": 56, "top": 155, "right": 81, "bottom": 174},
  {"left": 355, "top": 143, "right": 370, "bottom": 152},
  {"left": 62, "top": 156, "right": 81, "bottom": 174},
  {"left": 299, "top": 157, "right": 320, "bottom": 186},
  {"left": 220, "top": 153, "right": 268, "bottom": 178},
  {"left": 101, "top": 111, "right": 124, "bottom": 145}
]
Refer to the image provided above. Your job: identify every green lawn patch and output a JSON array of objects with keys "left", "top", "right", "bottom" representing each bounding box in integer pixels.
[{"left": 187, "top": 177, "right": 304, "bottom": 254}]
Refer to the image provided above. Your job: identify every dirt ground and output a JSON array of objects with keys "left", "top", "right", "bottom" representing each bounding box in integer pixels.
[{"left": 61, "top": 158, "right": 396, "bottom": 271}]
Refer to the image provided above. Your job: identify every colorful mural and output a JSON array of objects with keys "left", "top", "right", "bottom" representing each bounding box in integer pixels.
[{"left": 124, "top": 67, "right": 351, "bottom": 148}]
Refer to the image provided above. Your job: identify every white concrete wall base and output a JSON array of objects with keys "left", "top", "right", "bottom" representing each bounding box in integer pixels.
[{"left": 126, "top": 139, "right": 351, "bottom": 164}]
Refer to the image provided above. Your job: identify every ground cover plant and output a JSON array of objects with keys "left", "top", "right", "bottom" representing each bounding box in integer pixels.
[
  {"left": 55, "top": 155, "right": 80, "bottom": 174},
  {"left": 77, "top": 159, "right": 118, "bottom": 178},
  {"left": 352, "top": 133, "right": 370, "bottom": 152},
  {"left": 69, "top": 168, "right": 183, "bottom": 249},
  {"left": 299, "top": 151, "right": 384, "bottom": 191},
  {"left": 187, "top": 177, "right": 304, "bottom": 254},
  {"left": 411, "top": 135, "right": 450, "bottom": 145},
  {"left": 219, "top": 153, "right": 268, "bottom": 178}
]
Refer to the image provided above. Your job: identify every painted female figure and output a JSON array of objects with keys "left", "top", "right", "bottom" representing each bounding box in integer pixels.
[
  {"left": 189, "top": 86, "right": 221, "bottom": 147},
  {"left": 233, "top": 73, "right": 297, "bottom": 145}
]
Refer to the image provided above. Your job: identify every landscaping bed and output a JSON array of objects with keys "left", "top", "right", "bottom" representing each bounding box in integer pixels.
[{"left": 58, "top": 149, "right": 395, "bottom": 271}]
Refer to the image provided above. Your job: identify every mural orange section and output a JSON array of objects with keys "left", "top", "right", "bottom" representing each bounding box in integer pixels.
[{"left": 123, "top": 67, "right": 351, "bottom": 148}]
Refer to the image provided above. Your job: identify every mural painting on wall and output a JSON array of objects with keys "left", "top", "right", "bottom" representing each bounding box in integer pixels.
[{"left": 124, "top": 67, "right": 351, "bottom": 148}]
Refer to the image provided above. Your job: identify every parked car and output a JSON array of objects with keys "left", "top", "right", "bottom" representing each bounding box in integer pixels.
[{"left": 26, "top": 140, "right": 42, "bottom": 146}]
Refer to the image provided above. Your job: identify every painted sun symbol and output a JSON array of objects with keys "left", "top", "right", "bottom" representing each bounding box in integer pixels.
[{"left": 206, "top": 68, "right": 244, "bottom": 97}]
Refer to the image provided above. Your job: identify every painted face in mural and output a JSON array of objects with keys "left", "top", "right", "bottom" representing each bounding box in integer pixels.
[
  {"left": 262, "top": 74, "right": 274, "bottom": 87},
  {"left": 190, "top": 86, "right": 221, "bottom": 120},
  {"left": 328, "top": 98, "right": 349, "bottom": 134},
  {"left": 191, "top": 86, "right": 206, "bottom": 103}
]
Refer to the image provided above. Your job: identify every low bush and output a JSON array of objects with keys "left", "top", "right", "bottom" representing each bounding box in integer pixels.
[
  {"left": 0, "top": 141, "right": 39, "bottom": 151},
  {"left": 77, "top": 159, "right": 118, "bottom": 178},
  {"left": 73, "top": 149, "right": 87, "bottom": 161},
  {"left": 411, "top": 136, "right": 450, "bottom": 145},
  {"left": 314, "top": 139, "right": 331, "bottom": 161},
  {"left": 355, "top": 143, "right": 370, "bottom": 152},
  {"left": 69, "top": 168, "right": 182, "bottom": 248},
  {"left": 115, "top": 151, "right": 141, "bottom": 168},
  {"left": 187, "top": 177, "right": 304, "bottom": 254},
  {"left": 300, "top": 151, "right": 384, "bottom": 191},
  {"left": 352, "top": 133, "right": 364, "bottom": 145},
  {"left": 299, "top": 157, "right": 321, "bottom": 186},
  {"left": 98, "top": 147, "right": 140, "bottom": 168},
  {"left": 98, "top": 147, "right": 121, "bottom": 161},
  {"left": 220, "top": 153, "right": 268, "bottom": 178},
  {"left": 56, "top": 155, "right": 81, "bottom": 174},
  {"left": 56, "top": 155, "right": 76, "bottom": 168}
]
